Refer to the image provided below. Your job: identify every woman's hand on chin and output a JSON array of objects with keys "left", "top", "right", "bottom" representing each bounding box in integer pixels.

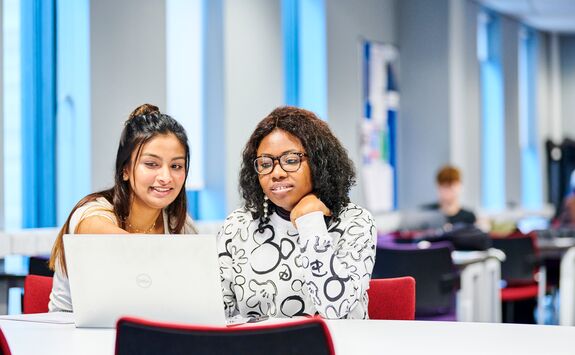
[{"left": 290, "top": 194, "right": 332, "bottom": 226}]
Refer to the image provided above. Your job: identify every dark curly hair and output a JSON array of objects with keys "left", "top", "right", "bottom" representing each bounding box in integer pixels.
[{"left": 239, "top": 106, "right": 356, "bottom": 220}]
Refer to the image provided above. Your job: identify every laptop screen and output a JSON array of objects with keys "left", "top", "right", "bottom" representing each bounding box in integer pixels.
[{"left": 63, "top": 234, "right": 226, "bottom": 328}]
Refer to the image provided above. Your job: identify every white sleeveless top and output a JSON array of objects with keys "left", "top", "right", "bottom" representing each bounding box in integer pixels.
[{"left": 48, "top": 197, "right": 197, "bottom": 312}]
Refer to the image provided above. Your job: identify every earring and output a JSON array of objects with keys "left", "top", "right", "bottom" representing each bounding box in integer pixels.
[
  {"left": 123, "top": 171, "right": 128, "bottom": 181},
  {"left": 263, "top": 195, "right": 269, "bottom": 219}
]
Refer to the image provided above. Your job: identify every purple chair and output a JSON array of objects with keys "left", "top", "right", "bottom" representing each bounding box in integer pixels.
[{"left": 373, "top": 239, "right": 459, "bottom": 321}]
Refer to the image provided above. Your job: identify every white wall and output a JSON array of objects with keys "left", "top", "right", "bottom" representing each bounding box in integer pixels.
[
  {"left": 397, "top": 0, "right": 451, "bottom": 209},
  {"left": 222, "top": 0, "right": 284, "bottom": 212},
  {"left": 501, "top": 16, "right": 520, "bottom": 207},
  {"left": 90, "top": 0, "right": 167, "bottom": 191},
  {"left": 536, "top": 32, "right": 551, "bottom": 203},
  {"left": 454, "top": 0, "right": 482, "bottom": 209},
  {"left": 326, "top": 0, "right": 398, "bottom": 207}
]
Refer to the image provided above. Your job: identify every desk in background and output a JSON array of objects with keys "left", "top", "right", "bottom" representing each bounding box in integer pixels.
[
  {"left": 537, "top": 235, "right": 575, "bottom": 325},
  {"left": 0, "top": 315, "right": 573, "bottom": 355},
  {"left": 377, "top": 232, "right": 503, "bottom": 323},
  {"left": 539, "top": 236, "right": 575, "bottom": 326}
]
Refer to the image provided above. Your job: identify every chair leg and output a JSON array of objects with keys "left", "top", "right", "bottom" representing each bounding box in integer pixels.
[
  {"left": 536, "top": 266, "right": 547, "bottom": 325},
  {"left": 504, "top": 301, "right": 514, "bottom": 323}
]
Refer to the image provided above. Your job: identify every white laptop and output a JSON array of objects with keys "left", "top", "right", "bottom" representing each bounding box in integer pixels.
[{"left": 63, "top": 234, "right": 227, "bottom": 328}]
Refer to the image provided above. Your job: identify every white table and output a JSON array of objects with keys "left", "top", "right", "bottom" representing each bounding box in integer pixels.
[{"left": 0, "top": 316, "right": 574, "bottom": 355}]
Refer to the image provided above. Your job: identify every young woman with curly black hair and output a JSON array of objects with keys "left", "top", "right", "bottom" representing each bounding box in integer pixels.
[{"left": 217, "top": 106, "right": 377, "bottom": 320}]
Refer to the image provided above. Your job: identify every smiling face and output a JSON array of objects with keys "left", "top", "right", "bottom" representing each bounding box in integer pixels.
[
  {"left": 125, "top": 133, "right": 187, "bottom": 212},
  {"left": 256, "top": 129, "right": 313, "bottom": 211}
]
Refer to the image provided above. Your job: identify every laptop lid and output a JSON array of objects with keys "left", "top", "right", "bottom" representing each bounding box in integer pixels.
[
  {"left": 63, "top": 234, "right": 226, "bottom": 328},
  {"left": 399, "top": 209, "right": 446, "bottom": 230}
]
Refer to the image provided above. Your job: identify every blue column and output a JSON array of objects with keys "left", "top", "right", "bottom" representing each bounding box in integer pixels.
[
  {"left": 282, "top": 0, "right": 326, "bottom": 119},
  {"left": 298, "top": 0, "right": 326, "bottom": 119},
  {"left": 520, "top": 28, "right": 542, "bottom": 209},
  {"left": 199, "top": 0, "right": 227, "bottom": 220},
  {"left": 282, "top": 0, "right": 300, "bottom": 106},
  {"left": 56, "top": 0, "right": 91, "bottom": 225},
  {"left": 480, "top": 12, "right": 505, "bottom": 211},
  {"left": 20, "top": 0, "right": 56, "bottom": 227}
]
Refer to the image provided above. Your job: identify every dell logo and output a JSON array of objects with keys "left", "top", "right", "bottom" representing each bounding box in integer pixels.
[{"left": 136, "top": 273, "right": 152, "bottom": 288}]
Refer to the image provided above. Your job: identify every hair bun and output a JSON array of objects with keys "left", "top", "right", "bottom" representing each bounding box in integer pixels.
[{"left": 129, "top": 104, "right": 160, "bottom": 120}]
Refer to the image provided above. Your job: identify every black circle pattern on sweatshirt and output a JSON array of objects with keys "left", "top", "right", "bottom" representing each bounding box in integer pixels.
[{"left": 217, "top": 203, "right": 376, "bottom": 319}]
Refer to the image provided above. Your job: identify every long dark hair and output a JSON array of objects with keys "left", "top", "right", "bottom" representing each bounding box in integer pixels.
[
  {"left": 239, "top": 106, "right": 356, "bottom": 220},
  {"left": 49, "top": 104, "right": 190, "bottom": 274}
]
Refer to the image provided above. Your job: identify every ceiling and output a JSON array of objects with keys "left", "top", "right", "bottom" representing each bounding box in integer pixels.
[{"left": 478, "top": 0, "right": 575, "bottom": 34}]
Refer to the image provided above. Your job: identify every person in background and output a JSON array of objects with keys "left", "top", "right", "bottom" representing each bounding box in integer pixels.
[
  {"left": 555, "top": 170, "right": 575, "bottom": 228},
  {"left": 48, "top": 104, "right": 198, "bottom": 312},
  {"left": 218, "top": 106, "right": 377, "bottom": 320},
  {"left": 428, "top": 165, "right": 476, "bottom": 226}
]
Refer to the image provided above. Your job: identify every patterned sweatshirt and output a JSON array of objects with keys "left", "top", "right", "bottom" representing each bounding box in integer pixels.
[{"left": 217, "top": 203, "right": 377, "bottom": 319}]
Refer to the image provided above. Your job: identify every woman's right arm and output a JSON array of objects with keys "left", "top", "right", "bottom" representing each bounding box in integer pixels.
[{"left": 49, "top": 203, "right": 126, "bottom": 312}]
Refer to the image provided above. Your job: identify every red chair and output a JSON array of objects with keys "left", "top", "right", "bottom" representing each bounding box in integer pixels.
[
  {"left": 0, "top": 328, "right": 12, "bottom": 355},
  {"left": 491, "top": 232, "right": 542, "bottom": 323},
  {"left": 23, "top": 275, "right": 53, "bottom": 314},
  {"left": 368, "top": 277, "right": 416, "bottom": 320},
  {"left": 115, "top": 316, "right": 335, "bottom": 355}
]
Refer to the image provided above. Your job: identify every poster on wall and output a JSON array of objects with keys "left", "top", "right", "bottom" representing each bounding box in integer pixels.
[{"left": 361, "top": 41, "right": 399, "bottom": 213}]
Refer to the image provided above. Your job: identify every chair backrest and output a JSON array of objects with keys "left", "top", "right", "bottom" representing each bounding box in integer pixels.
[
  {"left": 373, "top": 242, "right": 457, "bottom": 317},
  {"left": 368, "top": 277, "right": 415, "bottom": 320},
  {"left": 491, "top": 232, "right": 538, "bottom": 285},
  {"left": 23, "top": 275, "right": 53, "bottom": 314},
  {"left": 0, "top": 328, "right": 12, "bottom": 355},
  {"left": 28, "top": 256, "right": 54, "bottom": 277},
  {"left": 115, "top": 316, "right": 335, "bottom": 355}
]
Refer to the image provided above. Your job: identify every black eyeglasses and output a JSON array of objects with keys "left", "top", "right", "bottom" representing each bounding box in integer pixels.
[{"left": 253, "top": 152, "right": 307, "bottom": 175}]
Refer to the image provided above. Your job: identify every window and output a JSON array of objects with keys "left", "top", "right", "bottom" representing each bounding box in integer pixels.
[
  {"left": 166, "top": 0, "right": 204, "bottom": 191},
  {"left": 478, "top": 11, "right": 505, "bottom": 211},
  {"left": 166, "top": 0, "right": 226, "bottom": 220},
  {"left": 56, "top": 0, "right": 91, "bottom": 225},
  {"left": 519, "top": 27, "right": 542, "bottom": 209},
  {"left": 3, "top": 0, "right": 23, "bottom": 229},
  {"left": 4, "top": 0, "right": 90, "bottom": 228},
  {"left": 282, "top": 0, "right": 327, "bottom": 119},
  {"left": 20, "top": 0, "right": 57, "bottom": 228}
]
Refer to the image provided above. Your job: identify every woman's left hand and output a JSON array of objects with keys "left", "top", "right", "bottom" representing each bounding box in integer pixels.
[{"left": 290, "top": 193, "right": 332, "bottom": 226}]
